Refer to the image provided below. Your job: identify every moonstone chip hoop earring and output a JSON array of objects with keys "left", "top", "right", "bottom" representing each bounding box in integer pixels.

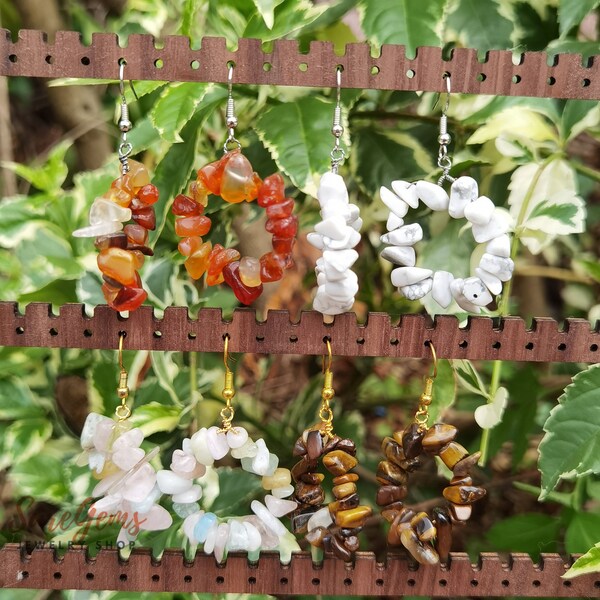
[
  {"left": 379, "top": 75, "right": 514, "bottom": 314},
  {"left": 308, "top": 66, "right": 362, "bottom": 316}
]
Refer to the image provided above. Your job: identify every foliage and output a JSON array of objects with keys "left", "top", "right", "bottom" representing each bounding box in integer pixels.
[{"left": 1, "top": 0, "right": 600, "bottom": 597}]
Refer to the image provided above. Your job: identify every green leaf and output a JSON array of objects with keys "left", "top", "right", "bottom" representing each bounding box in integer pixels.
[
  {"left": 150, "top": 351, "right": 182, "bottom": 405},
  {"left": 18, "top": 279, "right": 78, "bottom": 305},
  {"left": 181, "top": 0, "right": 200, "bottom": 37},
  {"left": 257, "top": 96, "right": 347, "bottom": 194},
  {"left": 359, "top": 0, "right": 445, "bottom": 57},
  {"left": 512, "top": 2, "right": 559, "bottom": 51},
  {"left": 129, "top": 401, "right": 180, "bottom": 436},
  {"left": 0, "top": 379, "right": 45, "bottom": 420},
  {"left": 428, "top": 359, "right": 457, "bottom": 423},
  {"left": 447, "top": 0, "right": 513, "bottom": 50},
  {"left": 579, "top": 259, "right": 600, "bottom": 283},
  {"left": 487, "top": 513, "right": 560, "bottom": 558},
  {"left": 528, "top": 199, "right": 580, "bottom": 227},
  {"left": 210, "top": 467, "right": 264, "bottom": 516},
  {"left": 538, "top": 364, "right": 600, "bottom": 500},
  {"left": 252, "top": 0, "right": 285, "bottom": 29},
  {"left": 5, "top": 418, "right": 52, "bottom": 464},
  {"left": 565, "top": 512, "right": 600, "bottom": 553},
  {"left": 558, "top": 0, "right": 599, "bottom": 37},
  {"left": 352, "top": 128, "right": 427, "bottom": 196},
  {"left": 563, "top": 543, "right": 600, "bottom": 579},
  {"left": 560, "top": 100, "right": 600, "bottom": 142},
  {"left": 0, "top": 195, "right": 46, "bottom": 248},
  {"left": 150, "top": 83, "right": 209, "bottom": 143},
  {"left": 9, "top": 454, "right": 69, "bottom": 503},
  {"left": 2, "top": 140, "right": 71, "bottom": 193},
  {"left": 547, "top": 39, "right": 600, "bottom": 60}
]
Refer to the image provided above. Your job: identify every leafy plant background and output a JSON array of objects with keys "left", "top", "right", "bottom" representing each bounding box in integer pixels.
[{"left": 1, "top": 0, "right": 600, "bottom": 598}]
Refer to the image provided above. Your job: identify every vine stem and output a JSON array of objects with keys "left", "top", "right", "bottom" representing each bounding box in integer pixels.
[
  {"left": 572, "top": 161, "right": 600, "bottom": 183},
  {"left": 478, "top": 156, "right": 555, "bottom": 466}
]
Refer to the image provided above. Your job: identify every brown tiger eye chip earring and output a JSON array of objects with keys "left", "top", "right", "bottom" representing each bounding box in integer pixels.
[
  {"left": 290, "top": 339, "right": 373, "bottom": 561},
  {"left": 377, "top": 343, "right": 486, "bottom": 565}
]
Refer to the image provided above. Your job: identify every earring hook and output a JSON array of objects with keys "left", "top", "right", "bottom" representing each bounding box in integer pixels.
[
  {"left": 437, "top": 72, "right": 455, "bottom": 186},
  {"left": 117, "top": 59, "right": 133, "bottom": 174},
  {"left": 319, "top": 338, "right": 335, "bottom": 437},
  {"left": 220, "top": 334, "right": 236, "bottom": 431},
  {"left": 426, "top": 340, "right": 438, "bottom": 379},
  {"left": 224, "top": 62, "right": 241, "bottom": 153},
  {"left": 330, "top": 65, "right": 346, "bottom": 173},
  {"left": 115, "top": 332, "right": 131, "bottom": 420}
]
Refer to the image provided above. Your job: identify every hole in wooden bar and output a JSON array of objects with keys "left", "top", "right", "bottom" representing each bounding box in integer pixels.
[
  {"left": 191, "top": 60, "right": 199, "bottom": 70},
  {"left": 406, "top": 69, "right": 416, "bottom": 79},
  {"left": 501, "top": 579, "right": 509, "bottom": 587},
  {"left": 583, "top": 78, "right": 591, "bottom": 87},
  {"left": 407, "top": 578, "right": 416, "bottom": 587},
  {"left": 152, "top": 574, "right": 160, "bottom": 582},
  {"left": 227, "top": 60, "right": 236, "bottom": 69},
  {"left": 86, "top": 573, "right": 94, "bottom": 580},
  {"left": 263, "top": 62, "right": 272, "bottom": 71},
  {"left": 54, "top": 572, "right": 62, "bottom": 579},
  {"left": 492, "top": 341, "right": 501, "bottom": 349},
  {"left": 344, "top": 578, "right": 352, "bottom": 586},
  {"left": 547, "top": 76, "right": 556, "bottom": 85},
  {"left": 563, "top": 580, "right": 572, "bottom": 587},
  {"left": 46, "top": 55, "right": 54, "bottom": 64},
  {"left": 84, "top": 329, "right": 93, "bottom": 337},
  {"left": 184, "top": 575, "right": 192, "bottom": 583},
  {"left": 49, "top": 328, "right": 59, "bottom": 336},
  {"left": 154, "top": 58, "right": 164, "bottom": 69},
  {"left": 558, "top": 343, "right": 566, "bottom": 351},
  {"left": 371, "top": 65, "right": 380, "bottom": 75},
  {"left": 289, "top": 335, "right": 298, "bottom": 343},
  {"left": 525, "top": 342, "right": 534, "bottom": 350},
  {"left": 188, "top": 332, "right": 196, "bottom": 340},
  {"left": 458, "top": 340, "right": 468, "bottom": 348},
  {"left": 81, "top": 56, "right": 90, "bottom": 65},
  {"left": 312, "top": 578, "right": 320, "bottom": 586},
  {"left": 591, "top": 343, "right": 598, "bottom": 352},
  {"left": 216, "top": 576, "right": 225, "bottom": 584},
  {"left": 256, "top": 334, "right": 265, "bottom": 342},
  {"left": 532, "top": 580, "right": 541, "bottom": 587},
  {"left": 153, "top": 330, "right": 162, "bottom": 338},
  {"left": 470, "top": 579, "right": 479, "bottom": 587},
  {"left": 280, "top": 577, "right": 288, "bottom": 585},
  {"left": 322, "top": 335, "right": 331, "bottom": 343},
  {"left": 476, "top": 73, "right": 486, "bottom": 82},
  {"left": 299, "top": 62, "right": 308, "bottom": 72},
  {"left": 390, "top": 338, "right": 399, "bottom": 345},
  {"left": 594, "top": 580, "right": 600, "bottom": 588},
  {"left": 356, "top": 337, "right": 365, "bottom": 345},
  {"left": 120, "top": 574, "right": 127, "bottom": 581},
  {"left": 248, "top": 576, "right": 256, "bottom": 584},
  {"left": 9, "top": 54, "right": 17, "bottom": 63},
  {"left": 21, "top": 571, "right": 29, "bottom": 579},
  {"left": 512, "top": 74, "right": 521, "bottom": 84},
  {"left": 376, "top": 578, "right": 384, "bottom": 586},
  {"left": 16, "top": 326, "right": 24, "bottom": 334},
  {"left": 438, "top": 579, "right": 447, "bottom": 587}
]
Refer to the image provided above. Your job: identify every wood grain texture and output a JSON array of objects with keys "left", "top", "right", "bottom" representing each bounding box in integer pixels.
[
  {"left": 1, "top": 30, "right": 598, "bottom": 99},
  {"left": 1, "top": 302, "right": 599, "bottom": 362},
  {"left": 0, "top": 546, "right": 597, "bottom": 596}
]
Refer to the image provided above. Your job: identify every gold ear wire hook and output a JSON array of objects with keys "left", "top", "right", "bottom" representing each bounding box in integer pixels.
[
  {"left": 220, "top": 334, "right": 236, "bottom": 431},
  {"left": 415, "top": 341, "right": 437, "bottom": 431},
  {"left": 115, "top": 332, "right": 131, "bottom": 421},
  {"left": 319, "top": 338, "right": 335, "bottom": 437},
  {"left": 428, "top": 340, "right": 438, "bottom": 379}
]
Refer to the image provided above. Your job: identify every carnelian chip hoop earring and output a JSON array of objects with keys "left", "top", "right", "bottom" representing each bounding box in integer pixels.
[
  {"left": 73, "top": 60, "right": 158, "bottom": 312},
  {"left": 290, "top": 339, "right": 373, "bottom": 562},
  {"left": 172, "top": 63, "right": 298, "bottom": 305},
  {"left": 376, "top": 342, "right": 486, "bottom": 564}
]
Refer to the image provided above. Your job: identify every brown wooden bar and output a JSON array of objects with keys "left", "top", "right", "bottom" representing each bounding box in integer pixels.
[{"left": 1, "top": 30, "right": 598, "bottom": 99}]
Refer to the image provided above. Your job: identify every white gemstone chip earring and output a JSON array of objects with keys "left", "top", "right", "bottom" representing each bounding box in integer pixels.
[
  {"left": 308, "top": 66, "right": 362, "bottom": 317},
  {"left": 379, "top": 74, "right": 514, "bottom": 314}
]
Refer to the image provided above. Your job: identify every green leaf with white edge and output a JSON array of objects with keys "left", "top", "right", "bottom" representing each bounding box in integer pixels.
[
  {"left": 560, "top": 100, "right": 600, "bottom": 142},
  {"left": 512, "top": 1, "right": 559, "bottom": 52},
  {"left": 252, "top": 0, "right": 285, "bottom": 29},
  {"left": 352, "top": 128, "right": 429, "bottom": 197},
  {"left": 144, "top": 257, "right": 178, "bottom": 308},
  {"left": 0, "top": 379, "right": 45, "bottom": 420},
  {"left": 558, "top": 0, "right": 599, "bottom": 37},
  {"left": 0, "top": 195, "right": 47, "bottom": 248},
  {"left": 257, "top": 95, "right": 349, "bottom": 195},
  {"left": 427, "top": 359, "right": 457, "bottom": 424},
  {"left": 538, "top": 363, "right": 600, "bottom": 500},
  {"left": 181, "top": 0, "right": 200, "bottom": 38},
  {"left": 129, "top": 401, "right": 181, "bottom": 437},
  {"left": 487, "top": 513, "right": 560, "bottom": 557},
  {"left": 9, "top": 454, "right": 69, "bottom": 503},
  {"left": 447, "top": 0, "right": 513, "bottom": 51},
  {"left": 150, "top": 351, "right": 182, "bottom": 406},
  {"left": 244, "top": 0, "right": 326, "bottom": 40},
  {"left": 150, "top": 83, "right": 209, "bottom": 143},
  {"left": 359, "top": 0, "right": 445, "bottom": 57},
  {"left": 563, "top": 543, "right": 600, "bottom": 579},
  {"left": 474, "top": 386, "right": 508, "bottom": 429},
  {"left": 5, "top": 418, "right": 52, "bottom": 464},
  {"left": 566, "top": 512, "right": 600, "bottom": 554},
  {"left": 508, "top": 159, "right": 586, "bottom": 254},
  {"left": 547, "top": 39, "right": 600, "bottom": 60}
]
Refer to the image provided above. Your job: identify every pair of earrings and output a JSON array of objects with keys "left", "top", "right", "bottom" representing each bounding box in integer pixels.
[
  {"left": 74, "top": 61, "right": 298, "bottom": 310},
  {"left": 80, "top": 338, "right": 485, "bottom": 565}
]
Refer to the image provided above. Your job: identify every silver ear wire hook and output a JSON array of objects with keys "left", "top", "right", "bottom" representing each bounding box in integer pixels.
[
  {"left": 224, "top": 62, "right": 241, "bottom": 153},
  {"left": 117, "top": 59, "right": 133, "bottom": 174},
  {"left": 330, "top": 65, "right": 346, "bottom": 173},
  {"left": 437, "top": 72, "right": 455, "bottom": 186}
]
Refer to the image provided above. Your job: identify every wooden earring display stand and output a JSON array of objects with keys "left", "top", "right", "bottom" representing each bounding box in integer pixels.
[{"left": 1, "top": 30, "right": 599, "bottom": 597}]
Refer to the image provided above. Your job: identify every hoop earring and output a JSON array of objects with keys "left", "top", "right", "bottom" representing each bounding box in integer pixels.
[
  {"left": 157, "top": 336, "right": 299, "bottom": 563},
  {"left": 376, "top": 343, "right": 485, "bottom": 564},
  {"left": 172, "top": 63, "right": 297, "bottom": 305},
  {"left": 291, "top": 339, "right": 372, "bottom": 561},
  {"left": 308, "top": 66, "right": 362, "bottom": 316},
  {"left": 379, "top": 74, "right": 514, "bottom": 313},
  {"left": 79, "top": 332, "right": 172, "bottom": 545},
  {"left": 73, "top": 60, "right": 158, "bottom": 312}
]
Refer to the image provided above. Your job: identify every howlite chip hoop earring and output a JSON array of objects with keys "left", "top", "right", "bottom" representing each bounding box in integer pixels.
[
  {"left": 376, "top": 343, "right": 485, "bottom": 564},
  {"left": 307, "top": 66, "right": 362, "bottom": 316},
  {"left": 379, "top": 74, "right": 514, "bottom": 313},
  {"left": 73, "top": 60, "right": 158, "bottom": 312},
  {"left": 156, "top": 336, "right": 299, "bottom": 563}
]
